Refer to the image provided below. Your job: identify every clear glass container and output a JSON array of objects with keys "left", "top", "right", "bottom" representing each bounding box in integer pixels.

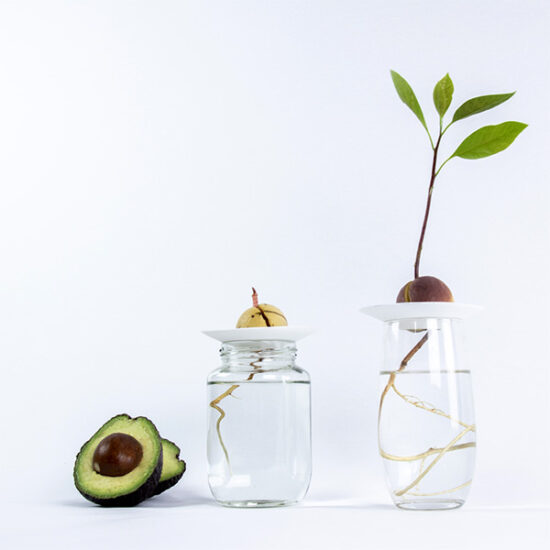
[
  {"left": 375, "top": 312, "right": 476, "bottom": 510},
  {"left": 207, "top": 339, "right": 311, "bottom": 507}
]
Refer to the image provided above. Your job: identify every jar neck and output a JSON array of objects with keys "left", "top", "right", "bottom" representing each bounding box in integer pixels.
[
  {"left": 383, "top": 317, "right": 465, "bottom": 373},
  {"left": 220, "top": 340, "right": 297, "bottom": 370},
  {"left": 387, "top": 317, "right": 461, "bottom": 332}
]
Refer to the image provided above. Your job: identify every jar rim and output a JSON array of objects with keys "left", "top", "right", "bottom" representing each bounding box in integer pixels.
[
  {"left": 220, "top": 339, "right": 297, "bottom": 351},
  {"left": 202, "top": 326, "right": 314, "bottom": 343}
]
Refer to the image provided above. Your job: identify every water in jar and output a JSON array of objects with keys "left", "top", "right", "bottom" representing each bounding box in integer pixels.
[{"left": 207, "top": 379, "right": 311, "bottom": 507}]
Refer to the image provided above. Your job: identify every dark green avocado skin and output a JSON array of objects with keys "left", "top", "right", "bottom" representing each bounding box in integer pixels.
[
  {"left": 75, "top": 446, "right": 163, "bottom": 507},
  {"left": 152, "top": 459, "right": 186, "bottom": 496}
]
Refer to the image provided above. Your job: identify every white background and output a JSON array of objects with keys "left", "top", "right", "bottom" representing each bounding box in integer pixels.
[{"left": 0, "top": 1, "right": 548, "bottom": 548}]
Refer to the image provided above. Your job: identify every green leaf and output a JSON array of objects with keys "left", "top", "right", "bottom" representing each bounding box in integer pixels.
[
  {"left": 390, "top": 70, "right": 428, "bottom": 131},
  {"left": 433, "top": 73, "right": 454, "bottom": 118},
  {"left": 451, "top": 121, "right": 527, "bottom": 160},
  {"left": 452, "top": 92, "right": 515, "bottom": 123}
]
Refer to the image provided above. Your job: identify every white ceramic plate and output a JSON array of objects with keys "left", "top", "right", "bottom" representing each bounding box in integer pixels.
[
  {"left": 202, "top": 326, "right": 315, "bottom": 343},
  {"left": 361, "top": 302, "right": 483, "bottom": 322}
]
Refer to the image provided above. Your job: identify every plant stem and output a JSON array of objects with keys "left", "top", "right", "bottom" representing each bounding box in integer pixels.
[
  {"left": 252, "top": 287, "right": 259, "bottom": 308},
  {"left": 414, "top": 130, "right": 442, "bottom": 279},
  {"left": 435, "top": 155, "right": 453, "bottom": 177}
]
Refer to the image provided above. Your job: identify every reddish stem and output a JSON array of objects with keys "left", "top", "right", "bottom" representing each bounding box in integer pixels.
[
  {"left": 414, "top": 132, "right": 442, "bottom": 279},
  {"left": 251, "top": 287, "right": 259, "bottom": 308}
]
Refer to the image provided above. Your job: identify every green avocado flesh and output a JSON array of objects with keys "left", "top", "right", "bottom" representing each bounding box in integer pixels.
[
  {"left": 74, "top": 414, "right": 162, "bottom": 507},
  {"left": 153, "top": 438, "right": 186, "bottom": 496}
]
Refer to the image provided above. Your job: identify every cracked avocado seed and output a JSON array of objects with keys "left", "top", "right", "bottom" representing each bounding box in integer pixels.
[{"left": 236, "top": 287, "right": 288, "bottom": 327}]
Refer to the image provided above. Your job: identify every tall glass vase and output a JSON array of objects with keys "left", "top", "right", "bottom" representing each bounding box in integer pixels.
[{"left": 363, "top": 303, "right": 481, "bottom": 510}]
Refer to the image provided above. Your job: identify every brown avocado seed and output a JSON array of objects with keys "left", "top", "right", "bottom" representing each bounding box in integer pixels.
[
  {"left": 396, "top": 276, "right": 454, "bottom": 303},
  {"left": 92, "top": 433, "right": 143, "bottom": 477}
]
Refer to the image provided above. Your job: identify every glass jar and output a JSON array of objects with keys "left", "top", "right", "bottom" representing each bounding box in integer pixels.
[
  {"left": 207, "top": 339, "right": 311, "bottom": 507},
  {"left": 364, "top": 304, "right": 479, "bottom": 511}
]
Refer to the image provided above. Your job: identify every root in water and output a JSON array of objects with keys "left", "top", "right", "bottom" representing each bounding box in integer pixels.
[
  {"left": 393, "top": 426, "right": 474, "bottom": 496},
  {"left": 391, "top": 384, "right": 475, "bottom": 431},
  {"left": 209, "top": 359, "right": 264, "bottom": 470},
  {"left": 380, "top": 441, "right": 475, "bottom": 462},
  {"left": 408, "top": 479, "right": 472, "bottom": 497},
  {"left": 209, "top": 384, "right": 240, "bottom": 469},
  {"left": 378, "top": 333, "right": 429, "bottom": 419},
  {"left": 379, "top": 331, "right": 476, "bottom": 498}
]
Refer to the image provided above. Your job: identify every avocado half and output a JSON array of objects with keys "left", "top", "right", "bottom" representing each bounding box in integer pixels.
[
  {"left": 74, "top": 414, "right": 163, "bottom": 507},
  {"left": 153, "top": 438, "right": 186, "bottom": 496}
]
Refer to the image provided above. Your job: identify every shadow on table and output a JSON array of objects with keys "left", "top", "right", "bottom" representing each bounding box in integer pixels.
[
  {"left": 59, "top": 493, "right": 393, "bottom": 510},
  {"left": 299, "top": 498, "right": 394, "bottom": 511},
  {"left": 58, "top": 492, "right": 214, "bottom": 509},
  {"left": 140, "top": 493, "right": 214, "bottom": 508}
]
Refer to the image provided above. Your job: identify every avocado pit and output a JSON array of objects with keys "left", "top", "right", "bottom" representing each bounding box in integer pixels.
[
  {"left": 236, "top": 287, "right": 288, "bottom": 328},
  {"left": 92, "top": 432, "right": 143, "bottom": 477},
  {"left": 396, "top": 276, "right": 454, "bottom": 303}
]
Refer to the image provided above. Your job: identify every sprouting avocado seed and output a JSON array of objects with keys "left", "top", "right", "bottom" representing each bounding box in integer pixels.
[
  {"left": 92, "top": 432, "right": 143, "bottom": 477},
  {"left": 237, "top": 305, "right": 288, "bottom": 327},
  {"left": 236, "top": 287, "right": 288, "bottom": 328},
  {"left": 396, "top": 276, "right": 454, "bottom": 303}
]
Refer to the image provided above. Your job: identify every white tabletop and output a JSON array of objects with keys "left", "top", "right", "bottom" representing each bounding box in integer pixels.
[{"left": 2, "top": 483, "right": 547, "bottom": 549}]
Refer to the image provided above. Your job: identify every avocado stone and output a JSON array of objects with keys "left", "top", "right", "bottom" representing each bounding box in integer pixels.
[
  {"left": 153, "top": 438, "right": 186, "bottom": 495},
  {"left": 74, "top": 414, "right": 163, "bottom": 507}
]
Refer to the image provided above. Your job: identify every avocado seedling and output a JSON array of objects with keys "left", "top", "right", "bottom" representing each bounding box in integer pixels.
[
  {"left": 379, "top": 71, "right": 526, "bottom": 497},
  {"left": 209, "top": 288, "right": 287, "bottom": 468},
  {"left": 74, "top": 414, "right": 186, "bottom": 506},
  {"left": 390, "top": 70, "right": 526, "bottom": 300}
]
